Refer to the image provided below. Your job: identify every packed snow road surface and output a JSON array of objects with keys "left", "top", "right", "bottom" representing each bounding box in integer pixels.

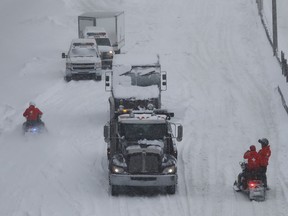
[{"left": 1, "top": 0, "right": 288, "bottom": 216}]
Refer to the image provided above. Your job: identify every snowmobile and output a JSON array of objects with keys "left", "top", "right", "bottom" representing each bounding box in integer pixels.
[
  {"left": 22, "top": 120, "right": 47, "bottom": 135},
  {"left": 233, "top": 162, "right": 266, "bottom": 201}
]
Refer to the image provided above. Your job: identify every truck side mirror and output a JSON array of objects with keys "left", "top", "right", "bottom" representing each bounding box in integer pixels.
[
  {"left": 161, "top": 71, "right": 167, "bottom": 91},
  {"left": 104, "top": 124, "right": 110, "bottom": 142},
  {"left": 176, "top": 125, "right": 183, "bottom": 142},
  {"left": 62, "top": 53, "right": 66, "bottom": 58},
  {"left": 105, "top": 71, "right": 112, "bottom": 91}
]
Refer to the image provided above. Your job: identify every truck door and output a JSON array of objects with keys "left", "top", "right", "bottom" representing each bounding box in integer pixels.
[{"left": 78, "top": 17, "right": 95, "bottom": 38}]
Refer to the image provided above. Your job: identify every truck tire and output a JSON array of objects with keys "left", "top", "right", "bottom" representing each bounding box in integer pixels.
[
  {"left": 166, "top": 185, "right": 176, "bottom": 195},
  {"left": 107, "top": 148, "right": 111, "bottom": 160},
  {"left": 64, "top": 76, "right": 72, "bottom": 82},
  {"left": 115, "top": 49, "right": 121, "bottom": 54},
  {"left": 111, "top": 185, "right": 120, "bottom": 196}
]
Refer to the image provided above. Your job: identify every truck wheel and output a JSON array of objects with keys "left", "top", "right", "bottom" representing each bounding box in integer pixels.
[
  {"left": 107, "top": 148, "right": 111, "bottom": 160},
  {"left": 166, "top": 185, "right": 176, "bottom": 194},
  {"left": 64, "top": 76, "right": 72, "bottom": 82},
  {"left": 111, "top": 185, "right": 120, "bottom": 196},
  {"left": 115, "top": 49, "right": 121, "bottom": 54}
]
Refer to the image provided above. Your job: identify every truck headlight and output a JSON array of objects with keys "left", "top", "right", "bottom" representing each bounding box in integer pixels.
[
  {"left": 111, "top": 166, "right": 125, "bottom": 174},
  {"left": 107, "top": 51, "right": 113, "bottom": 58},
  {"left": 163, "top": 166, "right": 176, "bottom": 174}
]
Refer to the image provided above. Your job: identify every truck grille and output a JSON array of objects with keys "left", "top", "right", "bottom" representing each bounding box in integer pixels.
[
  {"left": 128, "top": 153, "right": 160, "bottom": 174},
  {"left": 72, "top": 63, "right": 95, "bottom": 70}
]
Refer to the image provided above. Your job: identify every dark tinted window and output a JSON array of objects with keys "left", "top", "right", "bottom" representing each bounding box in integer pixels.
[
  {"left": 120, "top": 123, "right": 167, "bottom": 140},
  {"left": 96, "top": 38, "right": 111, "bottom": 46}
]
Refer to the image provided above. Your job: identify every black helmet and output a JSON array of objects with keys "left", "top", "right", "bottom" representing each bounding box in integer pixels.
[
  {"left": 258, "top": 138, "right": 269, "bottom": 146},
  {"left": 29, "top": 101, "right": 36, "bottom": 106}
]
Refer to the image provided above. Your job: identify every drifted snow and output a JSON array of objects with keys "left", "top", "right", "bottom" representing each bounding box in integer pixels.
[
  {"left": 127, "top": 139, "right": 164, "bottom": 152},
  {"left": 113, "top": 84, "right": 159, "bottom": 99},
  {"left": 113, "top": 53, "right": 160, "bottom": 67},
  {"left": 1, "top": 0, "right": 288, "bottom": 216}
]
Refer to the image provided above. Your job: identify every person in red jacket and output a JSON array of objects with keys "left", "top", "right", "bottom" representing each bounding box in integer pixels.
[
  {"left": 258, "top": 138, "right": 271, "bottom": 188},
  {"left": 23, "top": 102, "right": 43, "bottom": 124},
  {"left": 237, "top": 145, "right": 260, "bottom": 189},
  {"left": 244, "top": 145, "right": 260, "bottom": 171}
]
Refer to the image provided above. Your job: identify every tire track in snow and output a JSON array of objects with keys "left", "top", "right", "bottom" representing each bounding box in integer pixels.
[{"left": 2, "top": 0, "right": 287, "bottom": 215}]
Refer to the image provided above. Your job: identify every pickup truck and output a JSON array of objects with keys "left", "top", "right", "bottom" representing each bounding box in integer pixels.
[
  {"left": 62, "top": 38, "right": 102, "bottom": 81},
  {"left": 83, "top": 26, "right": 114, "bottom": 69}
]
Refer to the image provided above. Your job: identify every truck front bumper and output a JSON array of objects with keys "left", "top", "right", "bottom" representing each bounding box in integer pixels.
[
  {"left": 109, "top": 173, "right": 177, "bottom": 187},
  {"left": 65, "top": 69, "right": 102, "bottom": 79}
]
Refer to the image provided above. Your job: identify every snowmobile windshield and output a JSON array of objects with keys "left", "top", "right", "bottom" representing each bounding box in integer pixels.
[
  {"left": 119, "top": 123, "right": 167, "bottom": 141},
  {"left": 70, "top": 47, "right": 97, "bottom": 57},
  {"left": 96, "top": 38, "right": 111, "bottom": 46}
]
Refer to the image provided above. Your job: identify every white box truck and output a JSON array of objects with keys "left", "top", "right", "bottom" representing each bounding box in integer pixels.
[{"left": 78, "top": 11, "right": 125, "bottom": 54}]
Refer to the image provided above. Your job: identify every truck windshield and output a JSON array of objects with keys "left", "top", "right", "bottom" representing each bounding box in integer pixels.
[
  {"left": 119, "top": 123, "right": 167, "bottom": 141},
  {"left": 70, "top": 47, "right": 97, "bottom": 57},
  {"left": 96, "top": 38, "right": 111, "bottom": 46}
]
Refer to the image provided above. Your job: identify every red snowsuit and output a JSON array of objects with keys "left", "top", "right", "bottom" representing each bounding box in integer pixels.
[
  {"left": 243, "top": 150, "right": 260, "bottom": 171},
  {"left": 258, "top": 145, "right": 271, "bottom": 167},
  {"left": 237, "top": 148, "right": 260, "bottom": 189},
  {"left": 23, "top": 105, "right": 43, "bottom": 121},
  {"left": 257, "top": 145, "right": 271, "bottom": 187}
]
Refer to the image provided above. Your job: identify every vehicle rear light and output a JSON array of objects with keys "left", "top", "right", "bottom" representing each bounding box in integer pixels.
[{"left": 248, "top": 180, "right": 261, "bottom": 188}]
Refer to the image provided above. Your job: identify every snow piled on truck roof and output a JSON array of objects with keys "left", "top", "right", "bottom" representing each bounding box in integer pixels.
[
  {"left": 78, "top": 11, "right": 124, "bottom": 18},
  {"left": 113, "top": 53, "right": 160, "bottom": 67},
  {"left": 111, "top": 52, "right": 161, "bottom": 99}
]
